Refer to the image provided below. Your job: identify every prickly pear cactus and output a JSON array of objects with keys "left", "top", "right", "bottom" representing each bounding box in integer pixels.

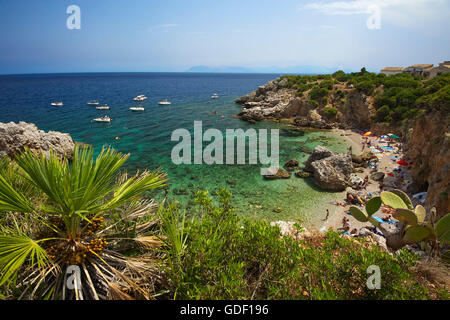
[{"left": 349, "top": 189, "right": 450, "bottom": 251}]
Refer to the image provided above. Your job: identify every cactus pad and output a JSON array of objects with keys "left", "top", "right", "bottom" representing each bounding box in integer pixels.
[
  {"left": 380, "top": 191, "right": 409, "bottom": 209},
  {"left": 405, "top": 225, "right": 431, "bottom": 242},
  {"left": 435, "top": 213, "right": 450, "bottom": 244},
  {"left": 391, "top": 189, "right": 414, "bottom": 210},
  {"left": 365, "top": 196, "right": 381, "bottom": 216},
  {"left": 349, "top": 206, "right": 368, "bottom": 222},
  {"left": 393, "top": 208, "right": 418, "bottom": 225}
]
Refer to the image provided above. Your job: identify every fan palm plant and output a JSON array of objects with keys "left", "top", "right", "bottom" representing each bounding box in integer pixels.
[{"left": 0, "top": 145, "right": 167, "bottom": 299}]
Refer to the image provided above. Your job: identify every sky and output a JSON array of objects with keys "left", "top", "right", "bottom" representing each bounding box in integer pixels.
[{"left": 0, "top": 0, "right": 449, "bottom": 74}]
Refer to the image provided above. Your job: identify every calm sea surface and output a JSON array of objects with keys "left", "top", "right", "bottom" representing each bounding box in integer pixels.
[{"left": 0, "top": 72, "right": 350, "bottom": 222}]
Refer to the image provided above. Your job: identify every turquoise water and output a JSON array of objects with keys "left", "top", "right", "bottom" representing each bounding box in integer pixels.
[{"left": 0, "top": 73, "right": 350, "bottom": 222}]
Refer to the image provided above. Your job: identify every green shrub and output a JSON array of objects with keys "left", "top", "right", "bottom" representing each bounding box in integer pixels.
[
  {"left": 309, "top": 87, "right": 329, "bottom": 101},
  {"left": 320, "top": 80, "right": 334, "bottom": 90},
  {"left": 324, "top": 107, "right": 338, "bottom": 118},
  {"left": 355, "top": 80, "right": 374, "bottom": 95},
  {"left": 375, "top": 105, "right": 392, "bottom": 122}
]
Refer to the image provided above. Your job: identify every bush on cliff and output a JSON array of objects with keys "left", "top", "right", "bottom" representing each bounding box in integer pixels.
[
  {"left": 159, "top": 189, "right": 446, "bottom": 300},
  {"left": 309, "top": 87, "right": 329, "bottom": 101},
  {"left": 324, "top": 107, "right": 338, "bottom": 119},
  {"left": 355, "top": 80, "right": 375, "bottom": 95}
]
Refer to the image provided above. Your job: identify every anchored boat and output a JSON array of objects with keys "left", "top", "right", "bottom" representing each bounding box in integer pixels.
[
  {"left": 130, "top": 107, "right": 145, "bottom": 111},
  {"left": 51, "top": 102, "right": 63, "bottom": 106},
  {"left": 158, "top": 99, "right": 171, "bottom": 105},
  {"left": 133, "top": 95, "right": 147, "bottom": 101},
  {"left": 93, "top": 116, "right": 111, "bottom": 123},
  {"left": 96, "top": 105, "right": 110, "bottom": 110}
]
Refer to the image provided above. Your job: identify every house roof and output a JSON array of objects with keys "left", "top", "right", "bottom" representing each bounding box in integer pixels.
[
  {"left": 408, "top": 64, "right": 434, "bottom": 69},
  {"left": 381, "top": 67, "right": 404, "bottom": 71}
]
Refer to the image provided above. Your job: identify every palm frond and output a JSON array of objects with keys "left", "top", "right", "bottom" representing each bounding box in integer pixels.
[
  {"left": 104, "top": 169, "right": 168, "bottom": 210},
  {"left": 0, "top": 174, "right": 34, "bottom": 213},
  {"left": 0, "top": 234, "right": 48, "bottom": 286}
]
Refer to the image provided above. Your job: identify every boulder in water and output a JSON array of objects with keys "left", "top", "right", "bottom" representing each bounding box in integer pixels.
[
  {"left": 263, "top": 167, "right": 291, "bottom": 180},
  {"left": 305, "top": 146, "right": 353, "bottom": 191}
]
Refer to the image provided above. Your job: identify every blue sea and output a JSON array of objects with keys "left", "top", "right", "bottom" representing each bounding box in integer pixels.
[{"left": 0, "top": 72, "right": 350, "bottom": 223}]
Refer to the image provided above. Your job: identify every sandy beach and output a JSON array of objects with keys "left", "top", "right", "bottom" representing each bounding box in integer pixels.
[{"left": 306, "top": 128, "right": 409, "bottom": 233}]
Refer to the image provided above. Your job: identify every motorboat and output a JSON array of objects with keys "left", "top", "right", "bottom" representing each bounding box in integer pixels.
[
  {"left": 87, "top": 101, "right": 100, "bottom": 105},
  {"left": 211, "top": 93, "right": 219, "bottom": 99},
  {"left": 130, "top": 107, "right": 145, "bottom": 111},
  {"left": 96, "top": 105, "right": 110, "bottom": 110},
  {"left": 158, "top": 99, "right": 171, "bottom": 105},
  {"left": 51, "top": 102, "right": 64, "bottom": 106},
  {"left": 133, "top": 95, "right": 147, "bottom": 101},
  {"left": 93, "top": 116, "right": 111, "bottom": 123}
]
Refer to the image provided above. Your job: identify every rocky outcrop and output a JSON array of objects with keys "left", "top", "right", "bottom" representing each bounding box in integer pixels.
[
  {"left": 284, "top": 159, "right": 299, "bottom": 171},
  {"left": 235, "top": 77, "right": 373, "bottom": 130},
  {"left": 404, "top": 112, "right": 449, "bottom": 219},
  {"left": 304, "top": 146, "right": 353, "bottom": 191},
  {"left": 263, "top": 167, "right": 291, "bottom": 180},
  {"left": 295, "top": 171, "right": 311, "bottom": 178},
  {"left": 0, "top": 122, "right": 75, "bottom": 159},
  {"left": 236, "top": 78, "right": 297, "bottom": 122}
]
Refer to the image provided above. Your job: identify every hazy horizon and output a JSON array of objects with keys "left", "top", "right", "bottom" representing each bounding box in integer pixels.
[{"left": 1, "top": 0, "right": 449, "bottom": 74}]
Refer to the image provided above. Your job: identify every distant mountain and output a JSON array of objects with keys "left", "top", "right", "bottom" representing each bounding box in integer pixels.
[
  {"left": 186, "top": 66, "right": 256, "bottom": 73},
  {"left": 186, "top": 65, "right": 349, "bottom": 74}
]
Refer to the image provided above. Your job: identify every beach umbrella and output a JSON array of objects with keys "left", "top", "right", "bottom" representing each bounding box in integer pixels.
[
  {"left": 397, "top": 160, "right": 409, "bottom": 166},
  {"left": 381, "top": 135, "right": 389, "bottom": 139},
  {"left": 387, "top": 133, "right": 400, "bottom": 139},
  {"left": 364, "top": 131, "right": 372, "bottom": 136}
]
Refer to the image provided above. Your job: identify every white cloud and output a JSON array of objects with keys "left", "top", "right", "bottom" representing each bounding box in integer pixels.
[{"left": 303, "top": 0, "right": 450, "bottom": 27}]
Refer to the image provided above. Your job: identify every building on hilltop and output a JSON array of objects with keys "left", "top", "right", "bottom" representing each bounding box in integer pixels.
[
  {"left": 381, "top": 61, "right": 450, "bottom": 78},
  {"left": 429, "top": 61, "right": 450, "bottom": 78},
  {"left": 403, "top": 64, "right": 434, "bottom": 77},
  {"left": 380, "top": 67, "right": 405, "bottom": 76}
]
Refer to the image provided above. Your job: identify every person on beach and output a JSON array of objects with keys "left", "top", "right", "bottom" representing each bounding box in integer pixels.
[{"left": 324, "top": 209, "right": 330, "bottom": 221}]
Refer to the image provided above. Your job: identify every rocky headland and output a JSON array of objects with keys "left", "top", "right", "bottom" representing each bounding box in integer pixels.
[{"left": 0, "top": 121, "right": 75, "bottom": 159}]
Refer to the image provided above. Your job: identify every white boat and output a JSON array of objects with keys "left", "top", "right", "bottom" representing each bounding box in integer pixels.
[
  {"left": 158, "top": 99, "right": 171, "bottom": 105},
  {"left": 133, "top": 94, "right": 147, "bottom": 101},
  {"left": 96, "top": 105, "right": 110, "bottom": 110},
  {"left": 87, "top": 100, "right": 100, "bottom": 105},
  {"left": 130, "top": 107, "right": 145, "bottom": 111},
  {"left": 51, "top": 102, "right": 63, "bottom": 106},
  {"left": 211, "top": 93, "right": 219, "bottom": 99},
  {"left": 93, "top": 116, "right": 111, "bottom": 123}
]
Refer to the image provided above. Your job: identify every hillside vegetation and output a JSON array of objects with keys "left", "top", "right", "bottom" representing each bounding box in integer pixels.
[{"left": 280, "top": 70, "right": 450, "bottom": 125}]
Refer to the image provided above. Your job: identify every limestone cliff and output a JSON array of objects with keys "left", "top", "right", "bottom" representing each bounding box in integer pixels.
[
  {"left": 0, "top": 121, "right": 75, "bottom": 159},
  {"left": 404, "top": 112, "right": 449, "bottom": 218}
]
